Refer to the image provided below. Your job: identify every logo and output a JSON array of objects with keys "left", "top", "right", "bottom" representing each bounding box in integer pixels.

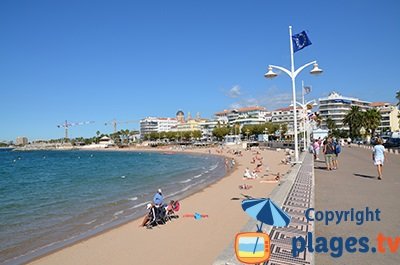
[
  {"left": 235, "top": 232, "right": 271, "bottom": 264},
  {"left": 235, "top": 198, "right": 291, "bottom": 263}
]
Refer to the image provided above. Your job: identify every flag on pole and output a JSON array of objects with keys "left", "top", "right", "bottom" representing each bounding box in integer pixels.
[
  {"left": 303, "top": 86, "right": 311, "bottom": 95},
  {"left": 292, "top": 31, "right": 312, "bottom": 53}
]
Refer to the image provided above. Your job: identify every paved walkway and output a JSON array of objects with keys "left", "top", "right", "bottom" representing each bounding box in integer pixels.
[{"left": 314, "top": 145, "right": 400, "bottom": 265}]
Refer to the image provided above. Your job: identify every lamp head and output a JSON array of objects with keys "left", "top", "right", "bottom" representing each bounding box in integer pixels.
[
  {"left": 310, "top": 63, "right": 323, "bottom": 75},
  {"left": 264, "top": 66, "right": 278, "bottom": 79}
]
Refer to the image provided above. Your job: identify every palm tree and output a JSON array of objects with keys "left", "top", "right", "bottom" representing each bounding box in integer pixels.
[
  {"left": 96, "top": 130, "right": 101, "bottom": 144},
  {"left": 326, "top": 117, "right": 337, "bottom": 133},
  {"left": 343, "top": 106, "right": 363, "bottom": 139},
  {"left": 363, "top": 109, "right": 381, "bottom": 136}
]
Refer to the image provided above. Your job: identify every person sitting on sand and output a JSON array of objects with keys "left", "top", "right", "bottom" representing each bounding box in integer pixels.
[
  {"left": 244, "top": 168, "right": 256, "bottom": 179},
  {"left": 259, "top": 173, "right": 281, "bottom": 183},
  {"left": 140, "top": 203, "right": 155, "bottom": 227},
  {"left": 153, "top": 189, "right": 164, "bottom": 206},
  {"left": 251, "top": 157, "right": 256, "bottom": 164},
  {"left": 239, "top": 184, "right": 252, "bottom": 190}
]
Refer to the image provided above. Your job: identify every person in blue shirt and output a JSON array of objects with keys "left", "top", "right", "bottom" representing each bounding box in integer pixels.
[
  {"left": 153, "top": 189, "right": 164, "bottom": 206},
  {"left": 372, "top": 138, "right": 386, "bottom": 180}
]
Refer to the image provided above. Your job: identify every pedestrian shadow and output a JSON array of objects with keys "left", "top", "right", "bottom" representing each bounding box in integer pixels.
[
  {"left": 314, "top": 166, "right": 327, "bottom": 170},
  {"left": 353, "top": 173, "right": 376, "bottom": 179}
]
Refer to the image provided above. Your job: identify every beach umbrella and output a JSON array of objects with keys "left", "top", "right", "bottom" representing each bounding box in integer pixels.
[
  {"left": 241, "top": 198, "right": 291, "bottom": 229},
  {"left": 241, "top": 198, "right": 291, "bottom": 256}
]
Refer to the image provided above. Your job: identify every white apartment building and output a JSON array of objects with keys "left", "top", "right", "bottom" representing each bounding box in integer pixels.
[
  {"left": 139, "top": 117, "right": 178, "bottom": 136},
  {"left": 214, "top": 106, "right": 271, "bottom": 126},
  {"left": 370, "top": 102, "right": 400, "bottom": 133},
  {"left": 318, "top": 91, "right": 370, "bottom": 130},
  {"left": 271, "top": 107, "right": 305, "bottom": 135},
  {"left": 16, "top": 137, "right": 28, "bottom": 146}
]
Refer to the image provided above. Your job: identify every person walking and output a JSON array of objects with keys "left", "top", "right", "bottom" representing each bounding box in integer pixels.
[
  {"left": 332, "top": 138, "right": 341, "bottom": 170},
  {"left": 312, "top": 139, "right": 320, "bottom": 161},
  {"left": 372, "top": 138, "right": 386, "bottom": 180},
  {"left": 323, "top": 137, "right": 335, "bottom": 170}
]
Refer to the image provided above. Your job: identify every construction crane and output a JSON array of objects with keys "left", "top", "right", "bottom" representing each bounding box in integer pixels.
[
  {"left": 105, "top": 119, "right": 139, "bottom": 133},
  {"left": 57, "top": 120, "right": 95, "bottom": 139}
]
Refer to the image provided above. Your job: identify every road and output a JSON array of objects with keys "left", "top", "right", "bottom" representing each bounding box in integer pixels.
[{"left": 314, "top": 145, "right": 400, "bottom": 265}]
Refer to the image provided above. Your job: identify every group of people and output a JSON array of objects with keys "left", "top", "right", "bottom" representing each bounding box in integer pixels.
[
  {"left": 312, "top": 136, "right": 386, "bottom": 180},
  {"left": 312, "top": 137, "right": 341, "bottom": 170},
  {"left": 140, "top": 189, "right": 180, "bottom": 228}
]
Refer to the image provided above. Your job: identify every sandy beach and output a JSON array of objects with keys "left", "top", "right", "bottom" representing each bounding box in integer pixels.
[{"left": 28, "top": 146, "right": 290, "bottom": 265}]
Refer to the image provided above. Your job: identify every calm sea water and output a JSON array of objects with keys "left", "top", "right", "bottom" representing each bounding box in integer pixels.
[{"left": 0, "top": 149, "right": 225, "bottom": 264}]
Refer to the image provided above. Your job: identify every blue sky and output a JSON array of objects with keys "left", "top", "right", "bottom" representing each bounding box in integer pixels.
[{"left": 1, "top": 0, "right": 399, "bottom": 141}]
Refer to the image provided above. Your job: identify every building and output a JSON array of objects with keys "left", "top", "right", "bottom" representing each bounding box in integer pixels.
[
  {"left": 318, "top": 91, "right": 370, "bottom": 131},
  {"left": 214, "top": 106, "right": 270, "bottom": 127},
  {"left": 172, "top": 118, "right": 207, "bottom": 132},
  {"left": 139, "top": 117, "right": 178, "bottom": 136},
  {"left": 271, "top": 106, "right": 303, "bottom": 124},
  {"left": 370, "top": 102, "right": 400, "bottom": 133},
  {"left": 271, "top": 106, "right": 315, "bottom": 136},
  {"left": 15, "top": 137, "right": 28, "bottom": 146}
]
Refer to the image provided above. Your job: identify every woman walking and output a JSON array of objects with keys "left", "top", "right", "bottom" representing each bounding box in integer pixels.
[
  {"left": 372, "top": 138, "right": 386, "bottom": 180},
  {"left": 323, "top": 137, "right": 335, "bottom": 170}
]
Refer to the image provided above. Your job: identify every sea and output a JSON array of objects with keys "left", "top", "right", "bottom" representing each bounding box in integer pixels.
[{"left": 0, "top": 149, "right": 226, "bottom": 264}]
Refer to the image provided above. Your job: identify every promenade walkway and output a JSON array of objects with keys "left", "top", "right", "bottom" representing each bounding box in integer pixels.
[{"left": 314, "top": 145, "right": 400, "bottom": 265}]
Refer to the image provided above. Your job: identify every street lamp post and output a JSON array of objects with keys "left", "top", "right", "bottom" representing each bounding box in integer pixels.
[
  {"left": 291, "top": 99, "right": 317, "bottom": 151},
  {"left": 264, "top": 26, "right": 322, "bottom": 162}
]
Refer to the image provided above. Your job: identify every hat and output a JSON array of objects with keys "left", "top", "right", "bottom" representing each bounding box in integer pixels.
[
  {"left": 158, "top": 189, "right": 162, "bottom": 194},
  {"left": 146, "top": 203, "right": 152, "bottom": 209}
]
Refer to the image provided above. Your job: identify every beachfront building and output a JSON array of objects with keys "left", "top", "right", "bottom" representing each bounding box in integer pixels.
[
  {"left": 370, "top": 102, "right": 400, "bottom": 133},
  {"left": 214, "top": 106, "right": 270, "bottom": 127},
  {"left": 318, "top": 91, "right": 370, "bottom": 131},
  {"left": 139, "top": 117, "right": 178, "bottom": 136},
  {"left": 172, "top": 118, "right": 207, "bottom": 132},
  {"left": 271, "top": 106, "right": 306, "bottom": 136},
  {"left": 15, "top": 137, "right": 28, "bottom": 146}
]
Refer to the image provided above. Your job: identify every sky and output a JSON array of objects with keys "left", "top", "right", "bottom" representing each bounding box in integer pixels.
[{"left": 1, "top": 0, "right": 399, "bottom": 141}]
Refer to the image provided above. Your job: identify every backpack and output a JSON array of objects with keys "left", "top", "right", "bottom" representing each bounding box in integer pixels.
[{"left": 335, "top": 143, "right": 341, "bottom": 154}]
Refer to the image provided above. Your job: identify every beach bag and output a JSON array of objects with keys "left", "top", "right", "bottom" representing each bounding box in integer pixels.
[{"left": 335, "top": 144, "right": 341, "bottom": 154}]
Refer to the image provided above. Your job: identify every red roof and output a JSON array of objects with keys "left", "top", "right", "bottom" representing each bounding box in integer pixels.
[
  {"left": 215, "top": 106, "right": 267, "bottom": 115},
  {"left": 369, "top": 102, "right": 391, "bottom": 107},
  {"left": 273, "top": 106, "right": 302, "bottom": 112}
]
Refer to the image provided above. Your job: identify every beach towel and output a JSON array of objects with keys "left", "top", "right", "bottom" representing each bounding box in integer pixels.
[{"left": 183, "top": 213, "right": 209, "bottom": 219}]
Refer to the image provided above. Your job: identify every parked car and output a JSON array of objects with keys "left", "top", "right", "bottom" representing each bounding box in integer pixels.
[{"left": 383, "top": 137, "right": 400, "bottom": 148}]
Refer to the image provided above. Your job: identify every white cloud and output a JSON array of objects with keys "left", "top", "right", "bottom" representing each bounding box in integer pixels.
[{"left": 227, "top": 85, "right": 241, "bottom": 98}]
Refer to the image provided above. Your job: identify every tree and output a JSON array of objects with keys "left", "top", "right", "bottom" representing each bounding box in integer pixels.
[
  {"left": 396, "top": 90, "right": 400, "bottom": 106},
  {"left": 363, "top": 109, "right": 381, "bottom": 136},
  {"left": 96, "top": 130, "right": 101, "bottom": 143},
  {"left": 326, "top": 117, "right": 337, "bottom": 132},
  {"left": 343, "top": 106, "right": 364, "bottom": 139},
  {"left": 212, "top": 126, "right": 230, "bottom": 140}
]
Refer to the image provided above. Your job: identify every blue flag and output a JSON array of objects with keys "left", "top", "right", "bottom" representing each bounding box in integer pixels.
[{"left": 292, "top": 31, "right": 312, "bottom": 53}]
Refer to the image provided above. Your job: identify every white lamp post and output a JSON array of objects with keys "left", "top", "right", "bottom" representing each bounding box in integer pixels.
[
  {"left": 264, "top": 26, "right": 322, "bottom": 162},
  {"left": 290, "top": 99, "right": 317, "bottom": 151}
]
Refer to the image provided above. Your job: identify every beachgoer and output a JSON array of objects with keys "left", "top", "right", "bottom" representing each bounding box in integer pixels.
[
  {"left": 332, "top": 139, "right": 341, "bottom": 169},
  {"left": 312, "top": 139, "right": 320, "bottom": 161},
  {"left": 153, "top": 189, "right": 164, "bottom": 206},
  {"left": 372, "top": 138, "right": 385, "bottom": 180},
  {"left": 140, "top": 203, "right": 155, "bottom": 227},
  {"left": 244, "top": 167, "right": 256, "bottom": 179},
  {"left": 323, "top": 137, "right": 335, "bottom": 170}
]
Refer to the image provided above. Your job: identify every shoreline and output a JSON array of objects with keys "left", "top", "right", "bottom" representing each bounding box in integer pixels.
[
  {"left": 3, "top": 148, "right": 227, "bottom": 265},
  {"left": 10, "top": 146, "right": 291, "bottom": 265}
]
